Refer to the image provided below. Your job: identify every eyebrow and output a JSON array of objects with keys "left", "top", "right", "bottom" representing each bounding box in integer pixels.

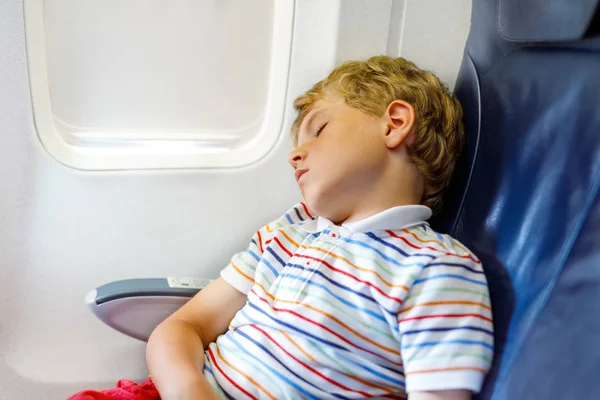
[{"left": 300, "top": 108, "right": 324, "bottom": 136}]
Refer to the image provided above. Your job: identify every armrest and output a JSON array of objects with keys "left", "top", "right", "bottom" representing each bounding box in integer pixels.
[{"left": 86, "top": 277, "right": 212, "bottom": 342}]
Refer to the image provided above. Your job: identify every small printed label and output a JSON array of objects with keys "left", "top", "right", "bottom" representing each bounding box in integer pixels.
[{"left": 167, "top": 277, "right": 213, "bottom": 290}]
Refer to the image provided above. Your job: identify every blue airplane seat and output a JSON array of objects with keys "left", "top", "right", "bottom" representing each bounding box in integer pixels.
[{"left": 429, "top": 0, "right": 600, "bottom": 398}]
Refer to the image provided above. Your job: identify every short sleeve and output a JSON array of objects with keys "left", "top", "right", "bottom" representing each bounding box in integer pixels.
[
  {"left": 399, "top": 253, "right": 494, "bottom": 393},
  {"left": 220, "top": 201, "right": 315, "bottom": 295}
]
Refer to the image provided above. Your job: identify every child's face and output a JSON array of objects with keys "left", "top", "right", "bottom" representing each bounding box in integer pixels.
[{"left": 288, "top": 95, "right": 389, "bottom": 222}]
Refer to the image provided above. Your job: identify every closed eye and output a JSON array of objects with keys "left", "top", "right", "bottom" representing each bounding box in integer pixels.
[{"left": 315, "top": 122, "right": 327, "bottom": 137}]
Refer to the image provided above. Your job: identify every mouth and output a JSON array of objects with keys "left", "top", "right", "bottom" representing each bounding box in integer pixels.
[{"left": 295, "top": 169, "right": 308, "bottom": 182}]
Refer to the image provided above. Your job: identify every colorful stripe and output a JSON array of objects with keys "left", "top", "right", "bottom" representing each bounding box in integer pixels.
[{"left": 206, "top": 202, "right": 493, "bottom": 398}]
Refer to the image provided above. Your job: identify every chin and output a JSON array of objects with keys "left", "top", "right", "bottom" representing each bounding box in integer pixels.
[
  {"left": 302, "top": 191, "right": 341, "bottom": 222},
  {"left": 302, "top": 191, "right": 325, "bottom": 218}
]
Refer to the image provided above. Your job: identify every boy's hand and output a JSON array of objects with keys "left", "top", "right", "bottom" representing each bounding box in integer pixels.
[
  {"left": 409, "top": 390, "right": 471, "bottom": 400},
  {"left": 146, "top": 277, "right": 247, "bottom": 400}
]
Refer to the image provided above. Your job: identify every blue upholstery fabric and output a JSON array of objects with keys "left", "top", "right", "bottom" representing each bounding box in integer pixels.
[{"left": 429, "top": 1, "right": 600, "bottom": 398}]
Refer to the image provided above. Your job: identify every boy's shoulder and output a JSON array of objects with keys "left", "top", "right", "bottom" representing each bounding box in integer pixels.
[
  {"left": 382, "top": 224, "right": 481, "bottom": 265},
  {"left": 259, "top": 201, "right": 316, "bottom": 236}
]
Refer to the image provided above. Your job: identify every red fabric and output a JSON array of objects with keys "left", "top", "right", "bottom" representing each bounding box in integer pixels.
[{"left": 68, "top": 378, "right": 160, "bottom": 400}]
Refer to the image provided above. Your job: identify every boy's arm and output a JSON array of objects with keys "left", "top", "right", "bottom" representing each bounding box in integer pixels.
[
  {"left": 146, "top": 277, "right": 246, "bottom": 400},
  {"left": 147, "top": 202, "right": 314, "bottom": 399},
  {"left": 399, "top": 253, "right": 493, "bottom": 396},
  {"left": 409, "top": 390, "right": 470, "bottom": 400}
]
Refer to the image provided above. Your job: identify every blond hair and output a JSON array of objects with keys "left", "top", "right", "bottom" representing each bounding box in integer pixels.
[{"left": 291, "top": 56, "right": 464, "bottom": 213}]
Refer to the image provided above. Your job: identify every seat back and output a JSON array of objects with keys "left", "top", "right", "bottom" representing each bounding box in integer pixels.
[{"left": 430, "top": 1, "right": 600, "bottom": 398}]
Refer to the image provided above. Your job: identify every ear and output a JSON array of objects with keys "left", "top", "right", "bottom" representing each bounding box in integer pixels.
[{"left": 384, "top": 100, "right": 416, "bottom": 149}]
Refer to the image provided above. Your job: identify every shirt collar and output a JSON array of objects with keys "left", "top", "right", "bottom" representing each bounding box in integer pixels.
[{"left": 300, "top": 205, "right": 432, "bottom": 233}]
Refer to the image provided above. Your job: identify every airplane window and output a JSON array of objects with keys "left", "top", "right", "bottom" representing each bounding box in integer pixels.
[{"left": 24, "top": 0, "right": 292, "bottom": 170}]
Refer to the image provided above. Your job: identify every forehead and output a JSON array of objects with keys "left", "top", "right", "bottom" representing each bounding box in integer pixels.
[
  {"left": 301, "top": 96, "right": 344, "bottom": 125},
  {"left": 302, "top": 101, "right": 327, "bottom": 123}
]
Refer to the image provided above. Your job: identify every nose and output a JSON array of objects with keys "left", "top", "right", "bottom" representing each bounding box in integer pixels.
[{"left": 288, "top": 147, "right": 307, "bottom": 169}]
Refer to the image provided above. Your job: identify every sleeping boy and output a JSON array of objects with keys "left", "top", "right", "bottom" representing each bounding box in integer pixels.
[{"left": 76, "top": 55, "right": 494, "bottom": 400}]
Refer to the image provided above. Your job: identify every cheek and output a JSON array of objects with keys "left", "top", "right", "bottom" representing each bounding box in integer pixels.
[{"left": 310, "top": 144, "right": 354, "bottom": 184}]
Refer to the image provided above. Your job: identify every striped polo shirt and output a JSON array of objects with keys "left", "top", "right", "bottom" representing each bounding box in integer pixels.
[{"left": 203, "top": 202, "right": 493, "bottom": 399}]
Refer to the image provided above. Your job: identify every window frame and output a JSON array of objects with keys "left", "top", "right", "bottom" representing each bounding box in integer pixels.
[{"left": 24, "top": 0, "right": 294, "bottom": 170}]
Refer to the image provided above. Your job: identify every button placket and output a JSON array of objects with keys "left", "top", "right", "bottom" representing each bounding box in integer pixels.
[
  {"left": 291, "top": 235, "right": 317, "bottom": 302},
  {"left": 274, "top": 234, "right": 311, "bottom": 302},
  {"left": 293, "top": 228, "right": 342, "bottom": 302}
]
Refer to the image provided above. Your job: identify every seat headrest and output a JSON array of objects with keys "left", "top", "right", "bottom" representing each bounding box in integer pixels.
[{"left": 499, "top": 0, "right": 599, "bottom": 42}]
